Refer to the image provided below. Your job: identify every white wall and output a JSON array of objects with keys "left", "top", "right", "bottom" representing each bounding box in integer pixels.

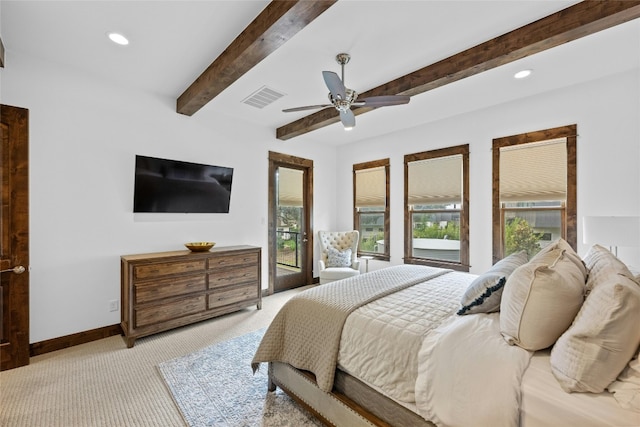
[
  {"left": 2, "top": 51, "right": 638, "bottom": 344},
  {"left": 1, "top": 52, "right": 337, "bottom": 343},
  {"left": 336, "top": 69, "right": 640, "bottom": 274}
]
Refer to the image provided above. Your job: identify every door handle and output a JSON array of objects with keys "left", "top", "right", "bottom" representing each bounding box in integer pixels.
[{"left": 0, "top": 265, "right": 26, "bottom": 274}]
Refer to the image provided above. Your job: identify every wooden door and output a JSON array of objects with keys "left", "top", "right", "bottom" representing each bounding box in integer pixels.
[
  {"left": 1, "top": 104, "right": 30, "bottom": 371},
  {"left": 268, "top": 152, "right": 313, "bottom": 293}
]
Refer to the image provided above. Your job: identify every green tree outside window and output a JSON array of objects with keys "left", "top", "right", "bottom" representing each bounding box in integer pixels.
[{"left": 504, "top": 217, "right": 541, "bottom": 257}]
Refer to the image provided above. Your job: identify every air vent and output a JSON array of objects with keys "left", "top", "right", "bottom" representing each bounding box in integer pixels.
[{"left": 242, "top": 86, "right": 285, "bottom": 109}]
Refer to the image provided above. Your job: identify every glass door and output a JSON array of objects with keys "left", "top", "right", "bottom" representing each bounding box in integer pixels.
[{"left": 268, "top": 152, "right": 313, "bottom": 293}]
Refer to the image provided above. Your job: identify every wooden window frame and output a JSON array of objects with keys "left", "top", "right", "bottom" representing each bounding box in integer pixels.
[
  {"left": 353, "top": 158, "right": 390, "bottom": 261},
  {"left": 492, "top": 124, "right": 577, "bottom": 264},
  {"left": 404, "top": 145, "right": 469, "bottom": 272}
]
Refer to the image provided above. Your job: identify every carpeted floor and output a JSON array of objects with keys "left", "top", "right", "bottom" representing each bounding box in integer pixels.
[
  {"left": 158, "top": 328, "right": 322, "bottom": 427},
  {"left": 0, "top": 286, "right": 314, "bottom": 427}
]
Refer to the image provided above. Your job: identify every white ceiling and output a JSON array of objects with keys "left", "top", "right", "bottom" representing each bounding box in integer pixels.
[{"left": 2, "top": 1, "right": 639, "bottom": 145}]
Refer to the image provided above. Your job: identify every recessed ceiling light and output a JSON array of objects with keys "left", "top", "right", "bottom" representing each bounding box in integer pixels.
[
  {"left": 514, "top": 69, "right": 533, "bottom": 79},
  {"left": 107, "top": 32, "right": 129, "bottom": 46}
]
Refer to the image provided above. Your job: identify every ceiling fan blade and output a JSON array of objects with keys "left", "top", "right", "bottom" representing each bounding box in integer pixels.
[
  {"left": 282, "top": 104, "right": 332, "bottom": 113},
  {"left": 340, "top": 109, "right": 355, "bottom": 128},
  {"left": 353, "top": 95, "right": 410, "bottom": 107},
  {"left": 322, "top": 71, "right": 346, "bottom": 99}
]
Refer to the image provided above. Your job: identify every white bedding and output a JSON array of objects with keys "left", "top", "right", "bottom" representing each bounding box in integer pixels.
[
  {"left": 337, "top": 268, "right": 639, "bottom": 427},
  {"left": 337, "top": 271, "right": 474, "bottom": 402},
  {"left": 415, "top": 313, "right": 533, "bottom": 427},
  {"left": 521, "top": 350, "right": 640, "bottom": 427},
  {"left": 284, "top": 265, "right": 639, "bottom": 427}
]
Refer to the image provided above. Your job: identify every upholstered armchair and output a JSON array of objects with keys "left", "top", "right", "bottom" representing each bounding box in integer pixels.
[{"left": 318, "top": 230, "right": 361, "bottom": 284}]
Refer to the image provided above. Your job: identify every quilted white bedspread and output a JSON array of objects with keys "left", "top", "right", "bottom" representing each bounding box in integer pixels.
[
  {"left": 337, "top": 271, "right": 474, "bottom": 402},
  {"left": 253, "top": 265, "right": 450, "bottom": 392}
]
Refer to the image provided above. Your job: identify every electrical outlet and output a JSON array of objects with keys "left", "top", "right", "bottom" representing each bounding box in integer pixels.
[{"left": 108, "top": 299, "right": 119, "bottom": 312}]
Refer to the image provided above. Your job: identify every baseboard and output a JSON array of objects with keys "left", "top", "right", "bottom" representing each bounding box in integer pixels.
[{"left": 30, "top": 324, "right": 122, "bottom": 357}]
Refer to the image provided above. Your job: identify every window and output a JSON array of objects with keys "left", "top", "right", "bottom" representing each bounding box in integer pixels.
[
  {"left": 404, "top": 145, "right": 469, "bottom": 271},
  {"left": 353, "top": 159, "right": 390, "bottom": 260},
  {"left": 492, "top": 125, "right": 577, "bottom": 263}
]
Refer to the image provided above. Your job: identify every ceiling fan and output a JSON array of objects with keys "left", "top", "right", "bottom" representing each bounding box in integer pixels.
[{"left": 283, "top": 53, "right": 410, "bottom": 130}]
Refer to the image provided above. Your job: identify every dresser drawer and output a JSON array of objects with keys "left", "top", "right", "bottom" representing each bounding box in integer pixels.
[
  {"left": 135, "top": 274, "right": 206, "bottom": 305},
  {"left": 134, "top": 259, "right": 206, "bottom": 280},
  {"left": 208, "top": 252, "right": 259, "bottom": 270},
  {"left": 135, "top": 295, "right": 206, "bottom": 327},
  {"left": 208, "top": 265, "right": 258, "bottom": 289},
  {"left": 208, "top": 285, "right": 256, "bottom": 309}
]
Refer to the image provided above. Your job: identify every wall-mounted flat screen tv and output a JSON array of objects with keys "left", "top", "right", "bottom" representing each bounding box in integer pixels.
[{"left": 133, "top": 155, "right": 233, "bottom": 213}]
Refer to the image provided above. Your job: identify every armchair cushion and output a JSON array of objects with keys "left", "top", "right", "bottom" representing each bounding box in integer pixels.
[
  {"left": 327, "top": 247, "right": 353, "bottom": 268},
  {"left": 320, "top": 267, "right": 361, "bottom": 283}
]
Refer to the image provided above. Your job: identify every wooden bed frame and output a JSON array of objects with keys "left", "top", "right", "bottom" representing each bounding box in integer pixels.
[{"left": 268, "top": 362, "right": 434, "bottom": 427}]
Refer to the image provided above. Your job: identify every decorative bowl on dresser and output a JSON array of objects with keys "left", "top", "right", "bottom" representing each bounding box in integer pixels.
[
  {"left": 120, "top": 245, "right": 261, "bottom": 348},
  {"left": 184, "top": 241, "right": 216, "bottom": 252}
]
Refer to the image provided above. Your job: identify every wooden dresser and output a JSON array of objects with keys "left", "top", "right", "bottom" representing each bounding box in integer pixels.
[{"left": 121, "top": 245, "right": 261, "bottom": 348}]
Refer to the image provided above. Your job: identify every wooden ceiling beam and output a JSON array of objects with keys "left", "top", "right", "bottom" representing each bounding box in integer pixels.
[
  {"left": 177, "top": 0, "right": 337, "bottom": 116},
  {"left": 277, "top": 0, "right": 640, "bottom": 140}
]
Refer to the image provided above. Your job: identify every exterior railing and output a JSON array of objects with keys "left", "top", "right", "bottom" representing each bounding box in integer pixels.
[{"left": 276, "top": 230, "right": 301, "bottom": 268}]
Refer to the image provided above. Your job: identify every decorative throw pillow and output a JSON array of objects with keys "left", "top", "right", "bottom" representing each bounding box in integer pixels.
[
  {"left": 550, "top": 273, "right": 640, "bottom": 393},
  {"left": 583, "top": 244, "right": 638, "bottom": 292},
  {"left": 499, "top": 244, "right": 587, "bottom": 351},
  {"left": 458, "top": 250, "right": 528, "bottom": 315},
  {"left": 326, "top": 247, "right": 352, "bottom": 268}
]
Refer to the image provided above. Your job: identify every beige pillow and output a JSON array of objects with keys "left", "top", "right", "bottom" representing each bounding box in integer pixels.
[
  {"left": 550, "top": 273, "right": 640, "bottom": 393},
  {"left": 538, "top": 238, "right": 585, "bottom": 267},
  {"left": 500, "top": 245, "right": 587, "bottom": 351},
  {"left": 583, "top": 244, "right": 637, "bottom": 292}
]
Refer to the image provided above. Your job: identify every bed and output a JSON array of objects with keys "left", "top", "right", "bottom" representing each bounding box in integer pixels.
[{"left": 252, "top": 240, "right": 640, "bottom": 426}]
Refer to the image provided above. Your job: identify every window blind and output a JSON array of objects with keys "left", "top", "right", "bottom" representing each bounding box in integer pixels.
[
  {"left": 277, "top": 167, "right": 303, "bottom": 207},
  {"left": 408, "top": 154, "right": 462, "bottom": 206},
  {"left": 499, "top": 138, "right": 567, "bottom": 202},
  {"left": 355, "top": 166, "right": 386, "bottom": 208}
]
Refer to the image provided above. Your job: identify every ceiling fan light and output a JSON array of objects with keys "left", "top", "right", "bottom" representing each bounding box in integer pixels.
[{"left": 344, "top": 126, "right": 354, "bottom": 131}]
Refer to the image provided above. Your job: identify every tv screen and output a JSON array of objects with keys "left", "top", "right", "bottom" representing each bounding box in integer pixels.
[{"left": 133, "top": 155, "right": 233, "bottom": 213}]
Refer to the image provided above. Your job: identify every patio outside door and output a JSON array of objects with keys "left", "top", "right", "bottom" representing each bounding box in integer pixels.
[{"left": 268, "top": 152, "right": 313, "bottom": 293}]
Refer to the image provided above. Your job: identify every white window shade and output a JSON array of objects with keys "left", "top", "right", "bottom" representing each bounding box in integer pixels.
[
  {"left": 355, "top": 166, "right": 386, "bottom": 208},
  {"left": 277, "top": 167, "right": 303, "bottom": 207},
  {"left": 500, "top": 138, "right": 567, "bottom": 202},
  {"left": 408, "top": 155, "right": 462, "bottom": 205}
]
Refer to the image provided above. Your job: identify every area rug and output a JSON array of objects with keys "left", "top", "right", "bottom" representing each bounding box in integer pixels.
[{"left": 158, "top": 328, "right": 323, "bottom": 427}]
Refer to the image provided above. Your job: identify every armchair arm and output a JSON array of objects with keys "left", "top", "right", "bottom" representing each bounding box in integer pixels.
[
  {"left": 352, "top": 260, "right": 361, "bottom": 270},
  {"left": 318, "top": 260, "right": 326, "bottom": 271}
]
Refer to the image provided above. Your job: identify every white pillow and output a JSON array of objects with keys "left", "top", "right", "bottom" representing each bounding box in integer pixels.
[
  {"left": 326, "top": 247, "right": 352, "bottom": 268},
  {"left": 550, "top": 273, "right": 640, "bottom": 393},
  {"left": 500, "top": 243, "right": 587, "bottom": 351},
  {"left": 458, "top": 250, "right": 528, "bottom": 315},
  {"left": 583, "top": 244, "right": 637, "bottom": 292}
]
